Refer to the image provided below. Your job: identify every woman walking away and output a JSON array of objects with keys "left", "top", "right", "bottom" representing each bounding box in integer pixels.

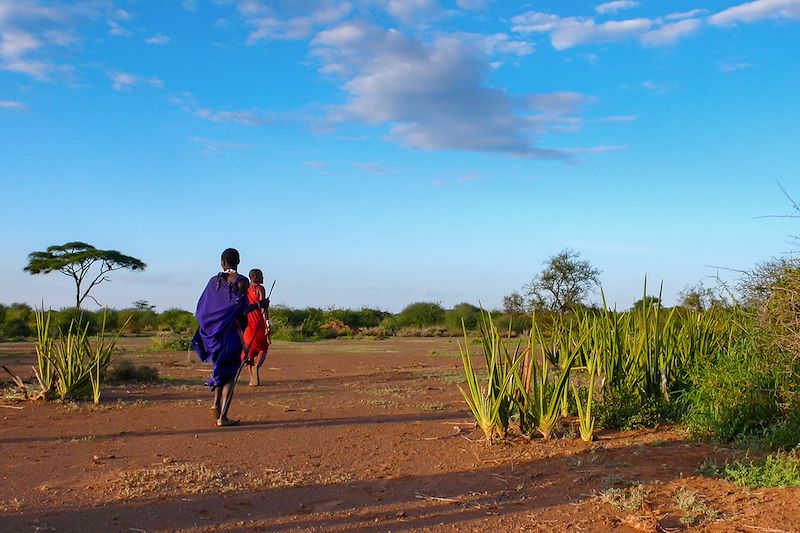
[
  {"left": 242, "top": 268, "right": 271, "bottom": 386},
  {"left": 192, "top": 248, "right": 269, "bottom": 427}
]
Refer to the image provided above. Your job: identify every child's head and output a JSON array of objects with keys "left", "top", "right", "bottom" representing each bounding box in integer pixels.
[{"left": 249, "top": 268, "right": 264, "bottom": 284}]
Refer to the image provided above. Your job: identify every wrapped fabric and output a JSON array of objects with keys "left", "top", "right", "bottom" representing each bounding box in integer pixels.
[{"left": 192, "top": 273, "right": 248, "bottom": 389}]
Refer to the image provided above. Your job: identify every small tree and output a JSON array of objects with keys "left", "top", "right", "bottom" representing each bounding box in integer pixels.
[
  {"left": 502, "top": 291, "right": 527, "bottom": 315},
  {"left": 25, "top": 242, "right": 146, "bottom": 309},
  {"left": 525, "top": 249, "right": 600, "bottom": 313},
  {"left": 632, "top": 295, "right": 661, "bottom": 311}
]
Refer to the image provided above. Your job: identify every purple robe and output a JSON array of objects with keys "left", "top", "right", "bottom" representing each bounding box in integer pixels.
[{"left": 192, "top": 273, "right": 249, "bottom": 389}]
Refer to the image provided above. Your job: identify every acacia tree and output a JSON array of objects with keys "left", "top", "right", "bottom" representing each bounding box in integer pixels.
[
  {"left": 524, "top": 248, "right": 600, "bottom": 313},
  {"left": 25, "top": 242, "right": 146, "bottom": 309}
]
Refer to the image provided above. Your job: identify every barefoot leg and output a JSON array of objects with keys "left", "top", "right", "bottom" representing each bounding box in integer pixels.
[
  {"left": 255, "top": 350, "right": 267, "bottom": 386},
  {"left": 219, "top": 381, "right": 234, "bottom": 422}
]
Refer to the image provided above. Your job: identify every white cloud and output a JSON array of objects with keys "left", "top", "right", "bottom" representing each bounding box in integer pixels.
[
  {"left": 528, "top": 92, "right": 593, "bottom": 115},
  {"left": 191, "top": 136, "right": 251, "bottom": 156},
  {"left": 718, "top": 60, "right": 755, "bottom": 72},
  {"left": 0, "top": 29, "right": 40, "bottom": 57},
  {"left": 146, "top": 77, "right": 164, "bottom": 88},
  {"left": 182, "top": 0, "right": 197, "bottom": 12},
  {"left": 108, "top": 18, "right": 132, "bottom": 37},
  {"left": 595, "top": 1, "right": 639, "bottom": 15},
  {"left": 640, "top": 18, "right": 702, "bottom": 47},
  {"left": 195, "top": 107, "right": 277, "bottom": 126},
  {"left": 386, "top": 0, "right": 439, "bottom": 25},
  {"left": 432, "top": 174, "right": 479, "bottom": 186},
  {"left": 512, "top": 9, "right": 706, "bottom": 49},
  {"left": 666, "top": 9, "right": 707, "bottom": 21},
  {"left": 109, "top": 71, "right": 137, "bottom": 91},
  {"left": 232, "top": 0, "right": 353, "bottom": 43},
  {"left": 512, "top": 12, "right": 653, "bottom": 49},
  {"left": 312, "top": 22, "right": 570, "bottom": 157},
  {"left": 353, "top": 162, "right": 386, "bottom": 174},
  {"left": 477, "top": 33, "right": 534, "bottom": 57},
  {"left": 304, "top": 161, "right": 326, "bottom": 169},
  {"left": 0, "top": 0, "right": 131, "bottom": 80},
  {"left": 710, "top": 0, "right": 800, "bottom": 26},
  {"left": 146, "top": 33, "right": 170, "bottom": 45},
  {"left": 457, "top": 0, "right": 490, "bottom": 10},
  {"left": 586, "top": 144, "right": 627, "bottom": 153},
  {"left": 0, "top": 99, "right": 26, "bottom": 109}
]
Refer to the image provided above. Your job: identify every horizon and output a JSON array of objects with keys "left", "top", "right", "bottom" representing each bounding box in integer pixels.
[{"left": 1, "top": 1, "right": 799, "bottom": 314}]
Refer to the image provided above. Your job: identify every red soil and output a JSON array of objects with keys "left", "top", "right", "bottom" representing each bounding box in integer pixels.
[{"left": 1, "top": 337, "right": 798, "bottom": 532}]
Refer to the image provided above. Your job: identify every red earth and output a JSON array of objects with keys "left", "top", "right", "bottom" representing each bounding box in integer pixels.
[{"left": 1, "top": 337, "right": 798, "bottom": 532}]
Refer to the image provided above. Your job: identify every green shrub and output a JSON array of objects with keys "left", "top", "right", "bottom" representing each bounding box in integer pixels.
[
  {"left": 684, "top": 336, "right": 782, "bottom": 441},
  {"left": 117, "top": 308, "right": 158, "bottom": 334},
  {"left": 445, "top": 303, "right": 481, "bottom": 332},
  {"left": 397, "top": 302, "right": 445, "bottom": 328},
  {"left": 157, "top": 308, "right": 197, "bottom": 333},
  {"left": 108, "top": 359, "right": 159, "bottom": 382},
  {"left": 724, "top": 450, "right": 800, "bottom": 488},
  {"left": 151, "top": 334, "right": 193, "bottom": 351},
  {"left": 0, "top": 303, "right": 34, "bottom": 339},
  {"left": 595, "top": 389, "right": 676, "bottom": 430}
]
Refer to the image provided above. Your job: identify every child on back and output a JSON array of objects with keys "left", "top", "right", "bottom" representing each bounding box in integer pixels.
[{"left": 241, "top": 268, "right": 271, "bottom": 386}]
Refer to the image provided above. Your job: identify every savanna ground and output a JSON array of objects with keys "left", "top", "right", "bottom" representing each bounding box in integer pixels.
[{"left": 1, "top": 337, "right": 798, "bottom": 533}]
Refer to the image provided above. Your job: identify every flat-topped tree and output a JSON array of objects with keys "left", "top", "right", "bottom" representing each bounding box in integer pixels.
[{"left": 25, "top": 242, "right": 146, "bottom": 309}]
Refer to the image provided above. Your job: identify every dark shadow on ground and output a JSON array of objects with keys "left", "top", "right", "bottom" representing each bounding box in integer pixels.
[{"left": 0, "top": 439, "right": 697, "bottom": 533}]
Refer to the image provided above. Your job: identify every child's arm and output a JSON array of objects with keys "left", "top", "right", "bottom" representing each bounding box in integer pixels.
[{"left": 257, "top": 284, "right": 271, "bottom": 344}]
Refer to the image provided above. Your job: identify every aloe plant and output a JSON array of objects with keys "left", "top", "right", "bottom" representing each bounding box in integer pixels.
[
  {"left": 457, "top": 312, "right": 522, "bottom": 444},
  {"left": 572, "top": 349, "right": 598, "bottom": 443},
  {"left": 516, "top": 316, "right": 588, "bottom": 440},
  {"left": 34, "top": 310, "right": 125, "bottom": 403}
]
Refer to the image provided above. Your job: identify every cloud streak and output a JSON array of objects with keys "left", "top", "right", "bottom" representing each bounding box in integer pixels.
[{"left": 710, "top": 0, "right": 800, "bottom": 26}]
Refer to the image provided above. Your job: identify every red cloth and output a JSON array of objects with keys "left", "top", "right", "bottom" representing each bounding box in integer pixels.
[{"left": 241, "top": 285, "right": 269, "bottom": 360}]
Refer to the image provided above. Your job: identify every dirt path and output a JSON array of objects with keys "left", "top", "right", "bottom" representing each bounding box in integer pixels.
[{"left": 1, "top": 338, "right": 799, "bottom": 532}]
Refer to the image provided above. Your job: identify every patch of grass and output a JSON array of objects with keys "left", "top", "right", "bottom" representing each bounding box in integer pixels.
[
  {"left": 697, "top": 456, "right": 724, "bottom": 477},
  {"left": 428, "top": 350, "right": 459, "bottom": 358},
  {"left": 111, "top": 462, "right": 237, "bottom": 499},
  {"left": 318, "top": 470, "right": 354, "bottom": 485},
  {"left": 257, "top": 468, "right": 307, "bottom": 488},
  {"left": 107, "top": 359, "right": 159, "bottom": 383},
  {"left": 149, "top": 335, "right": 193, "bottom": 351},
  {"left": 419, "top": 402, "right": 446, "bottom": 411},
  {"left": 361, "top": 398, "right": 400, "bottom": 409},
  {"left": 420, "top": 367, "right": 486, "bottom": 385},
  {"left": 599, "top": 483, "right": 649, "bottom": 512},
  {"left": 674, "top": 487, "right": 720, "bottom": 525},
  {"left": 365, "top": 387, "right": 409, "bottom": 398},
  {"left": 724, "top": 450, "right": 800, "bottom": 488},
  {"left": 59, "top": 399, "right": 151, "bottom": 411}
]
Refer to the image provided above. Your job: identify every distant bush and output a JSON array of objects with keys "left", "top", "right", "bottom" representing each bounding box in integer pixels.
[
  {"left": 396, "top": 326, "right": 450, "bottom": 337},
  {"left": 0, "top": 303, "right": 34, "bottom": 340},
  {"left": 108, "top": 360, "right": 159, "bottom": 382},
  {"left": 397, "top": 302, "right": 445, "bottom": 328},
  {"left": 444, "top": 303, "right": 481, "bottom": 333},
  {"left": 157, "top": 308, "right": 197, "bottom": 333},
  {"left": 117, "top": 308, "right": 158, "bottom": 334},
  {"left": 151, "top": 334, "right": 193, "bottom": 351}
]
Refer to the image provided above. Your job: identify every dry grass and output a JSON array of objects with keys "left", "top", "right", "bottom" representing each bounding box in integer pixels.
[
  {"left": 674, "top": 486, "right": 720, "bottom": 524},
  {"left": 109, "top": 463, "right": 353, "bottom": 500},
  {"left": 110, "top": 462, "right": 237, "bottom": 499},
  {"left": 598, "top": 483, "right": 650, "bottom": 512},
  {"left": 58, "top": 399, "right": 151, "bottom": 412}
]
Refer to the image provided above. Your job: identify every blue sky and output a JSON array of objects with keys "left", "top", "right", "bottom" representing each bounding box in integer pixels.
[{"left": 1, "top": 0, "right": 798, "bottom": 313}]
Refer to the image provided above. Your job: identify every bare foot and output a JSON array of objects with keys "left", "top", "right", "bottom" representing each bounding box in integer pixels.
[
  {"left": 216, "top": 417, "right": 240, "bottom": 427},
  {"left": 210, "top": 406, "right": 220, "bottom": 420}
]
